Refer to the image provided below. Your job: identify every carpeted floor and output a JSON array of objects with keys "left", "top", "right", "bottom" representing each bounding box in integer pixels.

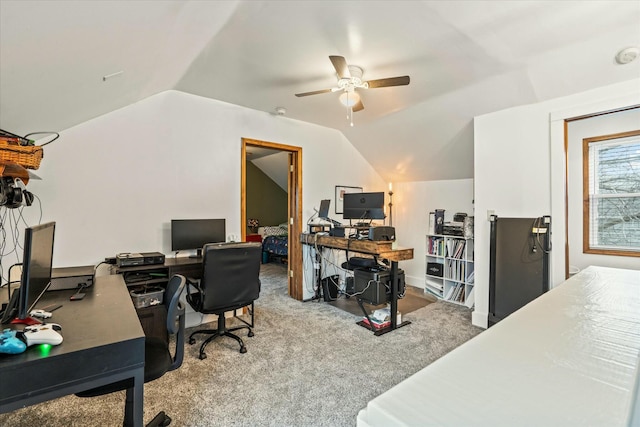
[{"left": 0, "top": 263, "right": 483, "bottom": 427}]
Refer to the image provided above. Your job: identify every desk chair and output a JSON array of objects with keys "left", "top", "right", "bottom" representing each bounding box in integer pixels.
[
  {"left": 77, "top": 274, "right": 186, "bottom": 427},
  {"left": 186, "top": 242, "right": 261, "bottom": 359}
]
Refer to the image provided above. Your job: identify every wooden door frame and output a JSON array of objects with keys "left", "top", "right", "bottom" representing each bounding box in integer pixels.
[{"left": 241, "top": 138, "right": 303, "bottom": 300}]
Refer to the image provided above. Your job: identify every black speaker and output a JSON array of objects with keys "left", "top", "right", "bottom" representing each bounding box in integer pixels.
[
  {"left": 368, "top": 226, "right": 395, "bottom": 241},
  {"left": 345, "top": 276, "right": 355, "bottom": 295},
  {"left": 321, "top": 275, "right": 340, "bottom": 301}
]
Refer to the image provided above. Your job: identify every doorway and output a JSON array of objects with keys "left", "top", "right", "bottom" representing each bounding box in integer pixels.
[
  {"left": 562, "top": 105, "right": 640, "bottom": 278},
  {"left": 241, "top": 138, "right": 303, "bottom": 300}
]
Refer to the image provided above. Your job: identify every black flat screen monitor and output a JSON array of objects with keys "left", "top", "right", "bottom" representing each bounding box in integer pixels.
[
  {"left": 18, "top": 221, "right": 56, "bottom": 323},
  {"left": 343, "top": 192, "right": 385, "bottom": 220},
  {"left": 171, "top": 219, "right": 226, "bottom": 257}
]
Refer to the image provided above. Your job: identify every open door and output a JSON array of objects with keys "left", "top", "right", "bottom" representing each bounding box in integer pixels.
[{"left": 241, "top": 138, "right": 303, "bottom": 300}]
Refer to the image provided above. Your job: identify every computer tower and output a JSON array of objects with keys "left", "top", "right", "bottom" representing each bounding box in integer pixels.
[
  {"left": 354, "top": 267, "right": 405, "bottom": 305},
  {"left": 321, "top": 275, "right": 340, "bottom": 302}
]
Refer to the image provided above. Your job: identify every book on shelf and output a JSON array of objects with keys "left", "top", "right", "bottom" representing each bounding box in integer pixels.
[
  {"left": 466, "top": 270, "right": 475, "bottom": 284},
  {"left": 453, "top": 240, "right": 465, "bottom": 258},
  {"left": 447, "top": 283, "right": 465, "bottom": 302},
  {"left": 425, "top": 278, "right": 443, "bottom": 290},
  {"left": 452, "top": 283, "right": 461, "bottom": 301},
  {"left": 428, "top": 236, "right": 444, "bottom": 256},
  {"left": 444, "top": 285, "right": 455, "bottom": 300},
  {"left": 464, "top": 287, "right": 475, "bottom": 308}
]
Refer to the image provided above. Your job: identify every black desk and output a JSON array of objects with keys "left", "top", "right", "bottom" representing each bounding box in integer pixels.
[{"left": 0, "top": 274, "right": 145, "bottom": 426}]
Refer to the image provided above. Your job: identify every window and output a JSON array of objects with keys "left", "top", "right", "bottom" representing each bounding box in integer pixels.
[{"left": 583, "top": 130, "right": 640, "bottom": 257}]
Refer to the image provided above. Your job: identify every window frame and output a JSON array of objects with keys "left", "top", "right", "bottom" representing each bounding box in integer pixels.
[{"left": 582, "top": 129, "right": 640, "bottom": 257}]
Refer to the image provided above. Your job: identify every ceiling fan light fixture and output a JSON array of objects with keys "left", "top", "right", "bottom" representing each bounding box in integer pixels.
[{"left": 339, "top": 91, "right": 361, "bottom": 107}]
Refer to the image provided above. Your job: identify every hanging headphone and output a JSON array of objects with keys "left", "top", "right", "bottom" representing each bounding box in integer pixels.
[{"left": 0, "top": 177, "right": 33, "bottom": 208}]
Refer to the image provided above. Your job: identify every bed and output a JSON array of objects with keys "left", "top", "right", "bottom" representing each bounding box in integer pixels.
[
  {"left": 258, "top": 225, "right": 288, "bottom": 263},
  {"left": 356, "top": 266, "right": 640, "bottom": 427}
]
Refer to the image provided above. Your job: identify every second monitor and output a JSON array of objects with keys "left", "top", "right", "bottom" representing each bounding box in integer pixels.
[
  {"left": 171, "top": 218, "right": 226, "bottom": 258},
  {"left": 343, "top": 192, "right": 385, "bottom": 220}
]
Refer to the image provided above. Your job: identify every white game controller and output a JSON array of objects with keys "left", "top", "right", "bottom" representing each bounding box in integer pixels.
[{"left": 21, "top": 323, "right": 63, "bottom": 346}]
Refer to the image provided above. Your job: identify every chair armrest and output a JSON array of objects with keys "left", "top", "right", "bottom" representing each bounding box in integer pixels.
[{"left": 170, "top": 310, "right": 186, "bottom": 372}]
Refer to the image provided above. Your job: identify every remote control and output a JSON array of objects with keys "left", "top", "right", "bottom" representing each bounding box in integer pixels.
[
  {"left": 0, "top": 329, "right": 27, "bottom": 354},
  {"left": 29, "top": 309, "right": 52, "bottom": 319},
  {"left": 22, "top": 323, "right": 63, "bottom": 346}
]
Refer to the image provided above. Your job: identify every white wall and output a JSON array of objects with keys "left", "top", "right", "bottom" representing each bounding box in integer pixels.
[
  {"left": 393, "top": 179, "right": 475, "bottom": 288},
  {"left": 6, "top": 90, "right": 383, "bottom": 280},
  {"left": 474, "top": 79, "right": 640, "bottom": 328}
]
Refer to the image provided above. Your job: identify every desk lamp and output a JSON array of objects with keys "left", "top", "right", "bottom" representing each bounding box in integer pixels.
[{"left": 388, "top": 182, "right": 394, "bottom": 226}]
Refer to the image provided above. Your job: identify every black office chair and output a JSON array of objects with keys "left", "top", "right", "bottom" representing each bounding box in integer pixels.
[
  {"left": 186, "top": 241, "right": 261, "bottom": 359},
  {"left": 76, "top": 274, "right": 186, "bottom": 427}
]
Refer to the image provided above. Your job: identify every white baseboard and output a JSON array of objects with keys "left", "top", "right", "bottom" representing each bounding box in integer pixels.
[{"left": 472, "top": 310, "right": 488, "bottom": 329}]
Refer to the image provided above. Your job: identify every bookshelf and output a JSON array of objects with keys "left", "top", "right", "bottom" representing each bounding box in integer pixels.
[{"left": 425, "top": 234, "right": 474, "bottom": 307}]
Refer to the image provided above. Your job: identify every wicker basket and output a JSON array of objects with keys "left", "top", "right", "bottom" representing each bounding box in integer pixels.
[{"left": 0, "top": 138, "right": 43, "bottom": 170}]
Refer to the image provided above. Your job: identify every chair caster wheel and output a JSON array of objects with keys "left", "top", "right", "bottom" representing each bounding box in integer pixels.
[
  {"left": 248, "top": 330, "right": 254, "bottom": 337},
  {"left": 189, "top": 338, "right": 196, "bottom": 345},
  {"left": 148, "top": 411, "right": 172, "bottom": 426},
  {"left": 199, "top": 352, "right": 207, "bottom": 360},
  {"left": 240, "top": 346, "right": 247, "bottom": 354}
]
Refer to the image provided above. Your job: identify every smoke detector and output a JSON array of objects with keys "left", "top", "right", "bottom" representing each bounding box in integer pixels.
[
  {"left": 615, "top": 47, "right": 640, "bottom": 64},
  {"left": 275, "top": 107, "right": 286, "bottom": 116}
]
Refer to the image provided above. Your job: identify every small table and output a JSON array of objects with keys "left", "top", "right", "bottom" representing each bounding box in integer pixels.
[{"left": 0, "top": 274, "right": 146, "bottom": 426}]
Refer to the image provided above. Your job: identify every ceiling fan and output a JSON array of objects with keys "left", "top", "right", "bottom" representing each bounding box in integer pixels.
[{"left": 295, "top": 55, "right": 410, "bottom": 126}]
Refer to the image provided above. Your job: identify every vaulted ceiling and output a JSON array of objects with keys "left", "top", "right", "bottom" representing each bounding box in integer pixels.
[{"left": 1, "top": 1, "right": 639, "bottom": 183}]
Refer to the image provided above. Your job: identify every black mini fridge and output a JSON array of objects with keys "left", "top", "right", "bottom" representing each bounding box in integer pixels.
[{"left": 488, "top": 216, "right": 551, "bottom": 326}]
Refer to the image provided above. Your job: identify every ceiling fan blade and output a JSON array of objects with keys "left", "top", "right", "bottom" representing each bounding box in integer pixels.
[
  {"left": 329, "top": 55, "right": 351, "bottom": 79},
  {"left": 295, "top": 88, "right": 333, "bottom": 97},
  {"left": 365, "top": 75, "right": 410, "bottom": 89},
  {"left": 352, "top": 98, "right": 364, "bottom": 112}
]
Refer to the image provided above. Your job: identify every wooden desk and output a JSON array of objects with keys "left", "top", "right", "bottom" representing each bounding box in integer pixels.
[
  {"left": 0, "top": 275, "right": 146, "bottom": 426},
  {"left": 301, "top": 233, "right": 414, "bottom": 335},
  {"left": 302, "top": 234, "right": 414, "bottom": 262}
]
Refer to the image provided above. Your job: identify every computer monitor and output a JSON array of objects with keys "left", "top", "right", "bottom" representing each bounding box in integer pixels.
[
  {"left": 318, "top": 199, "right": 330, "bottom": 218},
  {"left": 343, "top": 192, "right": 386, "bottom": 220},
  {"left": 18, "top": 222, "right": 56, "bottom": 324},
  {"left": 171, "top": 218, "right": 226, "bottom": 258}
]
